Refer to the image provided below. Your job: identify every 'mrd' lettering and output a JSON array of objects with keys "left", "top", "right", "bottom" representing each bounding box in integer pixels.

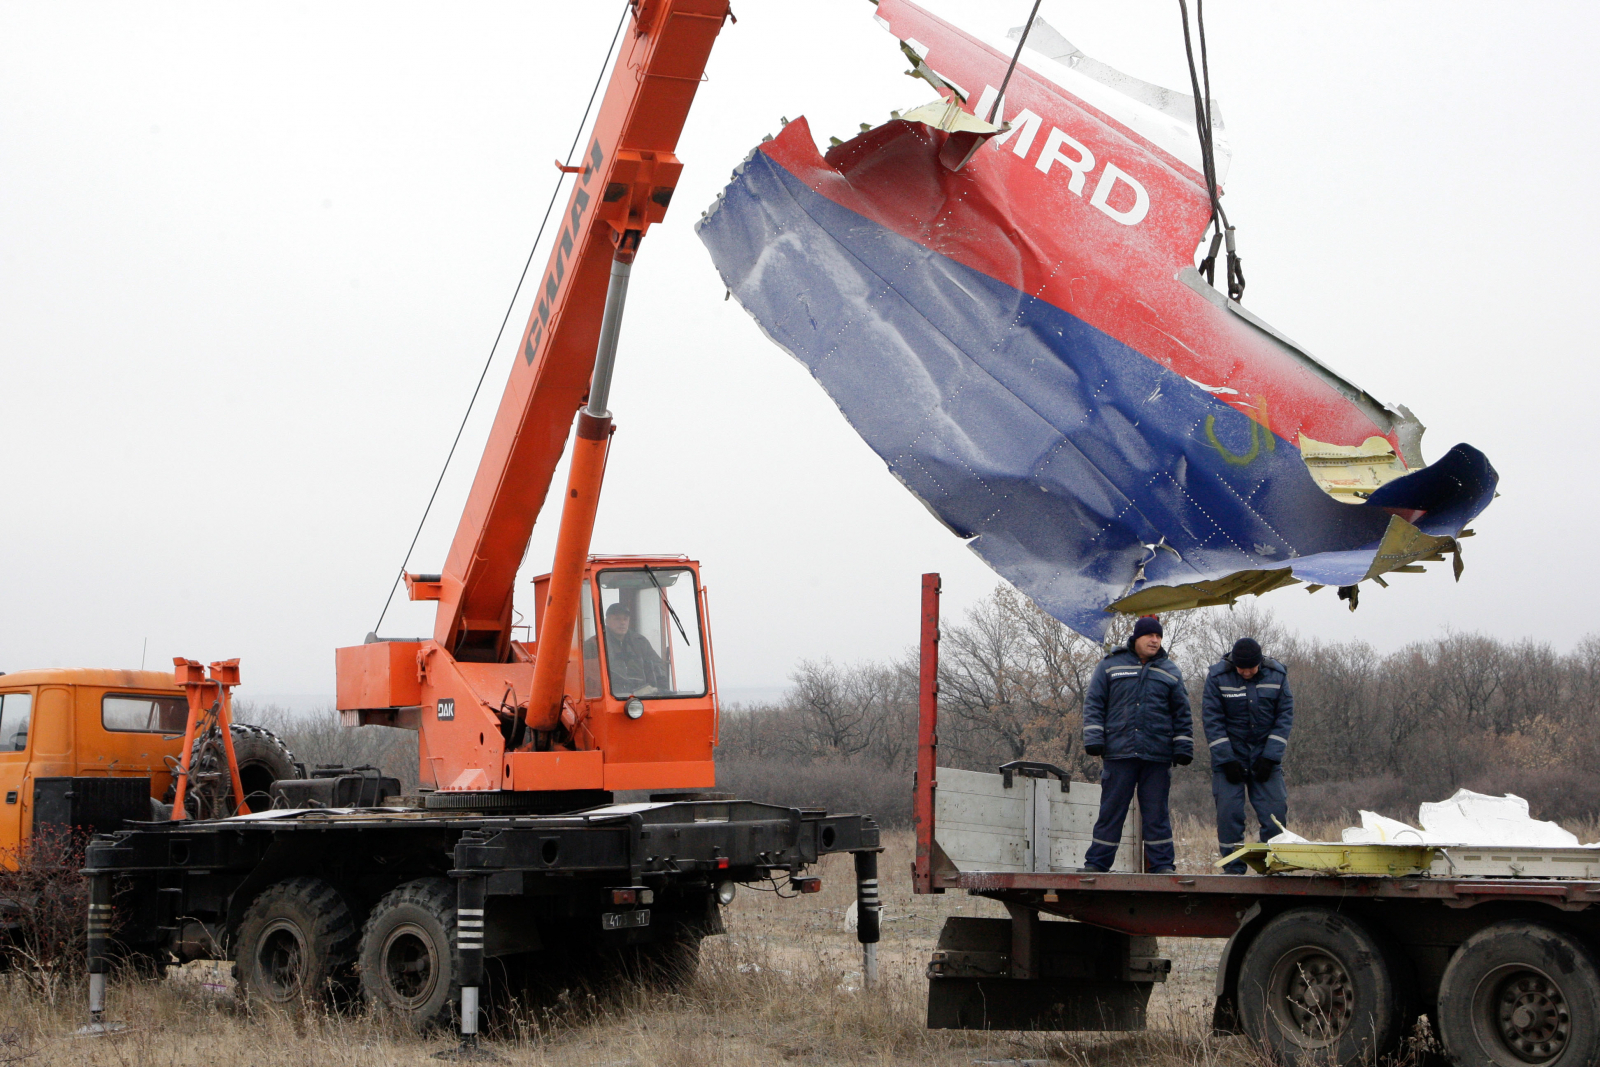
[{"left": 974, "top": 85, "right": 1151, "bottom": 228}]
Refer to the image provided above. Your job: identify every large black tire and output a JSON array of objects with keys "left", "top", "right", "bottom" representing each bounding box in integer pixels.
[
  {"left": 234, "top": 877, "right": 358, "bottom": 1009},
  {"left": 176, "top": 723, "right": 300, "bottom": 818},
  {"left": 226, "top": 723, "right": 301, "bottom": 809},
  {"left": 1437, "top": 920, "right": 1600, "bottom": 1067},
  {"left": 1237, "top": 907, "right": 1415, "bottom": 1066},
  {"left": 358, "top": 878, "right": 460, "bottom": 1030}
]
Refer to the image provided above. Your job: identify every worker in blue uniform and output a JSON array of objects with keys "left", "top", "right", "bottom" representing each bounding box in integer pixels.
[
  {"left": 1202, "top": 637, "right": 1294, "bottom": 874},
  {"left": 1081, "top": 616, "right": 1192, "bottom": 873}
]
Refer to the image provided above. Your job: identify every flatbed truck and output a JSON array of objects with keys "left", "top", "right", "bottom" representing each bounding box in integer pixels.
[{"left": 913, "top": 575, "right": 1600, "bottom": 1067}]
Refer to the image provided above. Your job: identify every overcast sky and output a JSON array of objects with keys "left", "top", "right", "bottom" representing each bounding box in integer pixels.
[{"left": 2, "top": 2, "right": 1595, "bottom": 700}]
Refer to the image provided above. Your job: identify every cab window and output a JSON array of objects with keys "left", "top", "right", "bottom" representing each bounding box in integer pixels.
[
  {"left": 593, "top": 567, "right": 708, "bottom": 700},
  {"left": 0, "top": 693, "right": 31, "bottom": 752},
  {"left": 580, "top": 580, "right": 604, "bottom": 700},
  {"left": 103, "top": 694, "right": 187, "bottom": 733}
]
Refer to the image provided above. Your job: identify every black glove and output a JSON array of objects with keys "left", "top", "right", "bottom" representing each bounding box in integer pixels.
[
  {"left": 1083, "top": 743, "right": 1105, "bottom": 757},
  {"left": 1252, "top": 757, "right": 1278, "bottom": 782},
  {"left": 1172, "top": 753, "right": 1192, "bottom": 767},
  {"left": 1219, "top": 760, "right": 1246, "bottom": 784}
]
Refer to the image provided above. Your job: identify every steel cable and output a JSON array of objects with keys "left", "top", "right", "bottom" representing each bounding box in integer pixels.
[
  {"left": 986, "top": 0, "right": 1045, "bottom": 124},
  {"left": 373, "top": 3, "right": 631, "bottom": 636},
  {"left": 1178, "top": 0, "right": 1244, "bottom": 301}
]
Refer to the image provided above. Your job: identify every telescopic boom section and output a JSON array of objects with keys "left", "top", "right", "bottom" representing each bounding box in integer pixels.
[{"left": 432, "top": 0, "right": 730, "bottom": 662}]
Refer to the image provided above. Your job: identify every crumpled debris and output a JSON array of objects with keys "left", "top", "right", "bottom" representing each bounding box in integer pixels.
[
  {"left": 1336, "top": 789, "right": 1582, "bottom": 848},
  {"left": 1266, "top": 826, "right": 1312, "bottom": 845},
  {"left": 696, "top": 0, "right": 1496, "bottom": 638}
]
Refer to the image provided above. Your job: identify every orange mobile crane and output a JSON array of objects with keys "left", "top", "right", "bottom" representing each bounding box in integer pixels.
[
  {"left": 74, "top": 2, "right": 880, "bottom": 1044},
  {"left": 335, "top": 0, "right": 725, "bottom": 800}
]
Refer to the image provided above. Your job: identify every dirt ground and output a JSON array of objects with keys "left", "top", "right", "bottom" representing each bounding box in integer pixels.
[{"left": 0, "top": 819, "right": 1287, "bottom": 1067}]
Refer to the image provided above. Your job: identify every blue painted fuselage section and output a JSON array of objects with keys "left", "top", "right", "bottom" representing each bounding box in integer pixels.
[{"left": 698, "top": 149, "right": 1496, "bottom": 636}]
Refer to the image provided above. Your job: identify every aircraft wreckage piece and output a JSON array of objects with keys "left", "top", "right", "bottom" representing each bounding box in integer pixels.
[{"left": 696, "top": 0, "right": 1496, "bottom": 638}]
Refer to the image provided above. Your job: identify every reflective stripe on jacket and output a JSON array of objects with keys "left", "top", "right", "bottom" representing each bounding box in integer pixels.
[
  {"left": 1201, "top": 656, "right": 1294, "bottom": 765},
  {"left": 1082, "top": 643, "right": 1193, "bottom": 763}
]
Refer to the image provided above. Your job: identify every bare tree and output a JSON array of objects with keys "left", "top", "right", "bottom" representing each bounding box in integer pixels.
[
  {"left": 717, "top": 699, "right": 797, "bottom": 763},
  {"left": 1496, "top": 638, "right": 1557, "bottom": 737},
  {"left": 1278, "top": 638, "right": 1379, "bottom": 785},
  {"left": 937, "top": 587, "right": 1058, "bottom": 766},
  {"left": 1434, "top": 631, "right": 1509, "bottom": 735},
  {"left": 933, "top": 585, "right": 1211, "bottom": 775},
  {"left": 858, "top": 656, "right": 919, "bottom": 772},
  {"left": 716, "top": 585, "right": 1600, "bottom": 827},
  {"left": 788, "top": 658, "right": 877, "bottom": 759},
  {"left": 1185, "top": 599, "right": 1292, "bottom": 674}
]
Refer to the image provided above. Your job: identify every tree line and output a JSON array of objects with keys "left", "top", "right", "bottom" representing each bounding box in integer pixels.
[
  {"left": 237, "top": 585, "right": 1600, "bottom": 829},
  {"left": 717, "top": 585, "right": 1600, "bottom": 828}
]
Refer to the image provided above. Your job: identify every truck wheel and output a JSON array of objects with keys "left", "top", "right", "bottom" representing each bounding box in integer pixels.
[
  {"left": 234, "top": 877, "right": 357, "bottom": 1009},
  {"left": 358, "top": 878, "right": 459, "bottom": 1030},
  {"left": 1437, "top": 921, "right": 1600, "bottom": 1067},
  {"left": 179, "top": 723, "right": 301, "bottom": 817},
  {"left": 1237, "top": 908, "right": 1413, "bottom": 1066},
  {"left": 227, "top": 723, "right": 301, "bottom": 809}
]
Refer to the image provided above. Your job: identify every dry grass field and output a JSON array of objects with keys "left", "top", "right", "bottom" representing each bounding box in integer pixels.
[{"left": 0, "top": 819, "right": 1352, "bottom": 1067}]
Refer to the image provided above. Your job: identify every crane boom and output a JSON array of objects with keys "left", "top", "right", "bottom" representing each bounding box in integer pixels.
[{"left": 436, "top": 0, "right": 728, "bottom": 661}]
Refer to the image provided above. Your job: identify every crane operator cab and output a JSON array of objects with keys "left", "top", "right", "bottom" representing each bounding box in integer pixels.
[
  {"left": 582, "top": 567, "right": 707, "bottom": 703},
  {"left": 512, "top": 554, "right": 718, "bottom": 791},
  {"left": 340, "top": 555, "right": 719, "bottom": 793}
]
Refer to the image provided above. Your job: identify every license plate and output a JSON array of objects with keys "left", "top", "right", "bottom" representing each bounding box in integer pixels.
[{"left": 601, "top": 908, "right": 650, "bottom": 931}]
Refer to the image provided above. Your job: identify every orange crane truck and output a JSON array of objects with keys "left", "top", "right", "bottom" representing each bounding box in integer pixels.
[{"left": 67, "top": 0, "right": 880, "bottom": 1042}]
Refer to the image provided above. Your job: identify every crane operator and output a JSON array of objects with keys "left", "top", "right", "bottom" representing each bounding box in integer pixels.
[{"left": 590, "top": 601, "right": 669, "bottom": 696}]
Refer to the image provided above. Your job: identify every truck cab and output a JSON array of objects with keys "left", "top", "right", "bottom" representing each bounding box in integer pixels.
[{"left": 0, "top": 669, "right": 186, "bottom": 862}]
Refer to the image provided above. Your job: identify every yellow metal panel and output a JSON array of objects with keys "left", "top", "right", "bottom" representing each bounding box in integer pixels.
[{"left": 1219, "top": 842, "right": 1437, "bottom": 877}]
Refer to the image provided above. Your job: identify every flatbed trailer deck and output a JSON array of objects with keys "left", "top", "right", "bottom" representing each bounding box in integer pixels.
[{"left": 912, "top": 574, "right": 1600, "bottom": 1067}]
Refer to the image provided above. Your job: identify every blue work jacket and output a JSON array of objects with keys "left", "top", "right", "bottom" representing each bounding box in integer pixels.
[
  {"left": 1082, "top": 643, "right": 1193, "bottom": 763},
  {"left": 1201, "top": 656, "right": 1294, "bottom": 765}
]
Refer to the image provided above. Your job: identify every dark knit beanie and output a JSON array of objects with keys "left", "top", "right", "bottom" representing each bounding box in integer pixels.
[
  {"left": 1231, "top": 637, "right": 1263, "bottom": 668},
  {"left": 1132, "top": 615, "right": 1163, "bottom": 640}
]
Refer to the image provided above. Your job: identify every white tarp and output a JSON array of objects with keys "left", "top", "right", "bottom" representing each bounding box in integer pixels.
[{"left": 1334, "top": 789, "right": 1584, "bottom": 848}]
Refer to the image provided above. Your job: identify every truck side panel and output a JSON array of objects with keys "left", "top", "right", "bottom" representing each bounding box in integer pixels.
[
  {"left": 0, "top": 685, "right": 37, "bottom": 858},
  {"left": 72, "top": 686, "right": 177, "bottom": 796}
]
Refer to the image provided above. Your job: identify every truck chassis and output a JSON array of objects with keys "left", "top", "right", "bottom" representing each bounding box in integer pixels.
[
  {"left": 84, "top": 795, "right": 879, "bottom": 1035},
  {"left": 926, "top": 864, "right": 1600, "bottom": 1064}
]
